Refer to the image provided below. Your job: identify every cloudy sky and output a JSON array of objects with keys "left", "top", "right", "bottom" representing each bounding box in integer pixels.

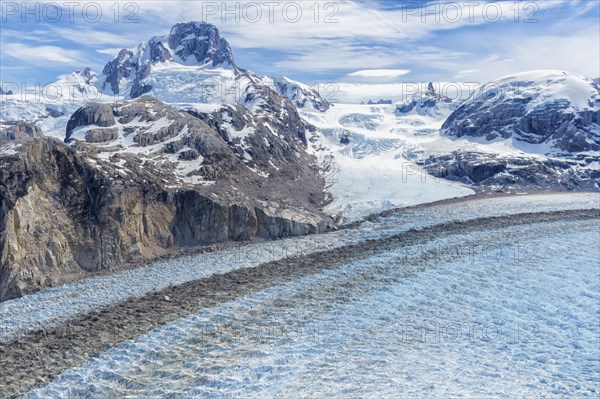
[{"left": 1, "top": 0, "right": 599, "bottom": 98}]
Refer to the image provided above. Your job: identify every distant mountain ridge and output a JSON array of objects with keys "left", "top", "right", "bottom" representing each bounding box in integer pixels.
[{"left": 442, "top": 70, "right": 600, "bottom": 153}]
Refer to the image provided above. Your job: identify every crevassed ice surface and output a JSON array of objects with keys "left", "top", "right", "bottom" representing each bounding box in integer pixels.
[
  {"left": 305, "top": 102, "right": 477, "bottom": 221},
  {"left": 26, "top": 218, "right": 600, "bottom": 398},
  {"left": 1, "top": 193, "right": 598, "bottom": 342}
]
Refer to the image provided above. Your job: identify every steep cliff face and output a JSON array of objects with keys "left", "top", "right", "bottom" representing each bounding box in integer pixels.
[
  {"left": 0, "top": 93, "right": 331, "bottom": 302},
  {"left": 0, "top": 135, "right": 330, "bottom": 302}
]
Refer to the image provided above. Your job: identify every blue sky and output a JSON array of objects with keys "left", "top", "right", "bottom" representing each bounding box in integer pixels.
[{"left": 1, "top": 0, "right": 599, "bottom": 90}]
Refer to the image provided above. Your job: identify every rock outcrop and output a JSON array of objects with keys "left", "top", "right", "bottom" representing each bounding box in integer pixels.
[
  {"left": 101, "top": 49, "right": 135, "bottom": 95},
  {"left": 422, "top": 151, "right": 599, "bottom": 190},
  {"left": 168, "top": 22, "right": 235, "bottom": 67},
  {"left": 0, "top": 121, "right": 42, "bottom": 143},
  {"left": 395, "top": 82, "right": 456, "bottom": 116},
  {"left": 272, "top": 77, "right": 331, "bottom": 112}
]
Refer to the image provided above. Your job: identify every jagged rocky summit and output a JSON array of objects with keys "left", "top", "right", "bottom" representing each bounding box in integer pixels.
[{"left": 97, "top": 21, "right": 329, "bottom": 111}]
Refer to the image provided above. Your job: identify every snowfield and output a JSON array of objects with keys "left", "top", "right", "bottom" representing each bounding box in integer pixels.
[
  {"left": 138, "top": 64, "right": 244, "bottom": 104},
  {"left": 477, "top": 70, "right": 600, "bottom": 112},
  {"left": 321, "top": 154, "right": 474, "bottom": 220},
  {"left": 24, "top": 209, "right": 600, "bottom": 398}
]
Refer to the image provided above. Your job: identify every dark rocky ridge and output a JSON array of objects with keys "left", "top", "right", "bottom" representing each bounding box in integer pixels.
[
  {"left": 422, "top": 151, "right": 600, "bottom": 191},
  {"left": 0, "top": 86, "right": 14, "bottom": 95},
  {"left": 396, "top": 82, "right": 455, "bottom": 114}
]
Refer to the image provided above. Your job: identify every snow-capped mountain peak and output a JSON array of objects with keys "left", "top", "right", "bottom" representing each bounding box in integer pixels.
[
  {"left": 467, "top": 70, "right": 599, "bottom": 111},
  {"left": 98, "top": 21, "right": 237, "bottom": 98},
  {"left": 93, "top": 21, "right": 330, "bottom": 113},
  {"left": 442, "top": 70, "right": 600, "bottom": 152}
]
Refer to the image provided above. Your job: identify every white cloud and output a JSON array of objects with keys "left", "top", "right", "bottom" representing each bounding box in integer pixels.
[
  {"left": 135, "top": 0, "right": 570, "bottom": 49},
  {"left": 0, "top": 29, "right": 56, "bottom": 43},
  {"left": 48, "top": 27, "right": 141, "bottom": 47},
  {"left": 347, "top": 69, "right": 411, "bottom": 78},
  {"left": 438, "top": 22, "right": 600, "bottom": 84},
  {"left": 96, "top": 48, "right": 125, "bottom": 57},
  {"left": 452, "top": 69, "right": 482, "bottom": 79},
  {"left": 271, "top": 43, "right": 403, "bottom": 73},
  {"left": 33, "top": 0, "right": 588, "bottom": 80},
  {"left": 2, "top": 43, "right": 84, "bottom": 65}
]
